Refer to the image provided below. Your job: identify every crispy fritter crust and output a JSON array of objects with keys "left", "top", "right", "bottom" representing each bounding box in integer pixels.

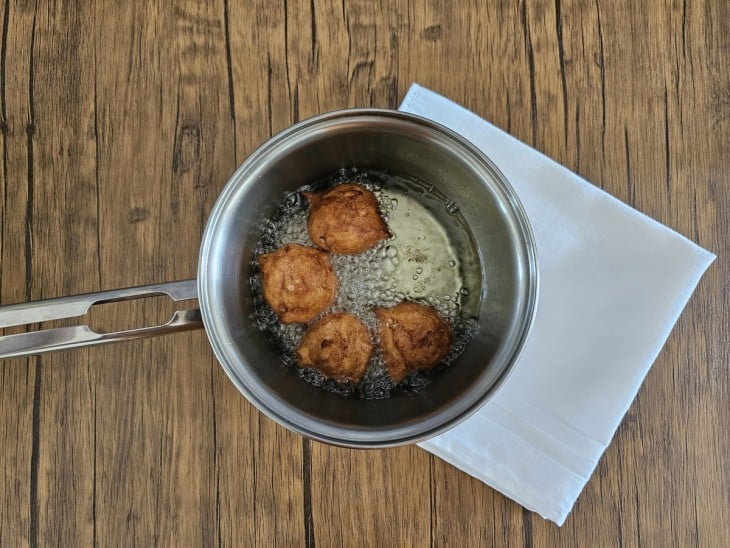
[
  {"left": 305, "top": 183, "right": 389, "bottom": 254},
  {"left": 296, "top": 312, "right": 374, "bottom": 383},
  {"left": 258, "top": 244, "right": 338, "bottom": 323},
  {"left": 374, "top": 302, "right": 452, "bottom": 383}
]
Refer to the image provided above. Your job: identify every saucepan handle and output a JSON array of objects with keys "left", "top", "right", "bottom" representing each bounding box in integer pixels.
[{"left": 0, "top": 280, "right": 202, "bottom": 359}]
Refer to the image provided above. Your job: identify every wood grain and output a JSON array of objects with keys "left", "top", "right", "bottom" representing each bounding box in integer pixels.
[{"left": 1, "top": 0, "right": 727, "bottom": 546}]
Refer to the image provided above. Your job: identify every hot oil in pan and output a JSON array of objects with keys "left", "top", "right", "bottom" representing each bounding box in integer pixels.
[{"left": 250, "top": 168, "right": 481, "bottom": 399}]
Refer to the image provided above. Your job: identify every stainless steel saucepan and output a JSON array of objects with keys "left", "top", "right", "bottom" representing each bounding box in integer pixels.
[{"left": 0, "top": 110, "right": 538, "bottom": 448}]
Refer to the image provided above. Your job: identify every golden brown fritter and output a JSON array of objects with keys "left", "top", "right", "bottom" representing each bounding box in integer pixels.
[
  {"left": 305, "top": 183, "right": 390, "bottom": 254},
  {"left": 296, "top": 312, "right": 374, "bottom": 383},
  {"left": 258, "top": 243, "right": 338, "bottom": 324},
  {"left": 374, "top": 302, "right": 452, "bottom": 383}
]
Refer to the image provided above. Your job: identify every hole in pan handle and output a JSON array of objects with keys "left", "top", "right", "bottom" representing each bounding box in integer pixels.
[{"left": 0, "top": 280, "right": 202, "bottom": 360}]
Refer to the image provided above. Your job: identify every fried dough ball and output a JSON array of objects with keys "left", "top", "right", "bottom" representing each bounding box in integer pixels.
[
  {"left": 305, "top": 183, "right": 390, "bottom": 254},
  {"left": 374, "top": 302, "right": 452, "bottom": 383},
  {"left": 258, "top": 244, "right": 338, "bottom": 324},
  {"left": 296, "top": 312, "right": 374, "bottom": 383}
]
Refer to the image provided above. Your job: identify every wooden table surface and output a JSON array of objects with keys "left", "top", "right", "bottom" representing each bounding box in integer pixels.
[{"left": 1, "top": 1, "right": 727, "bottom": 546}]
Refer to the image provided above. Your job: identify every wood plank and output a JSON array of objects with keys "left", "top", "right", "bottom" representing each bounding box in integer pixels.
[
  {"left": 11, "top": 2, "right": 99, "bottom": 544},
  {"left": 309, "top": 444, "right": 430, "bottom": 547},
  {"left": 0, "top": 1, "right": 36, "bottom": 543},
  {"left": 221, "top": 1, "right": 307, "bottom": 545}
]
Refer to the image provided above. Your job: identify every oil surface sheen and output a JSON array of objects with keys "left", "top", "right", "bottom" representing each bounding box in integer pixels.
[{"left": 250, "top": 168, "right": 482, "bottom": 399}]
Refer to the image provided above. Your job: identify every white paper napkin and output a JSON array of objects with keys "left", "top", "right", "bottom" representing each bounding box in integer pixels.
[{"left": 400, "top": 84, "right": 716, "bottom": 526}]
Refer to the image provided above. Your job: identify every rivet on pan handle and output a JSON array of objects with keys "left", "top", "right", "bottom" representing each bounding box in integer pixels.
[{"left": 0, "top": 280, "right": 202, "bottom": 359}]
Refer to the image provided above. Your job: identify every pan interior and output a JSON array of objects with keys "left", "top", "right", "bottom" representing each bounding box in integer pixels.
[{"left": 198, "top": 111, "right": 537, "bottom": 447}]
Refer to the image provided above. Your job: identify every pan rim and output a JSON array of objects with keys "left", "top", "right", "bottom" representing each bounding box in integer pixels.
[{"left": 197, "top": 108, "right": 539, "bottom": 448}]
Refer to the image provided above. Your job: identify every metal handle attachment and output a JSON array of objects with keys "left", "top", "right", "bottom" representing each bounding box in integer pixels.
[{"left": 0, "top": 280, "right": 202, "bottom": 359}]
